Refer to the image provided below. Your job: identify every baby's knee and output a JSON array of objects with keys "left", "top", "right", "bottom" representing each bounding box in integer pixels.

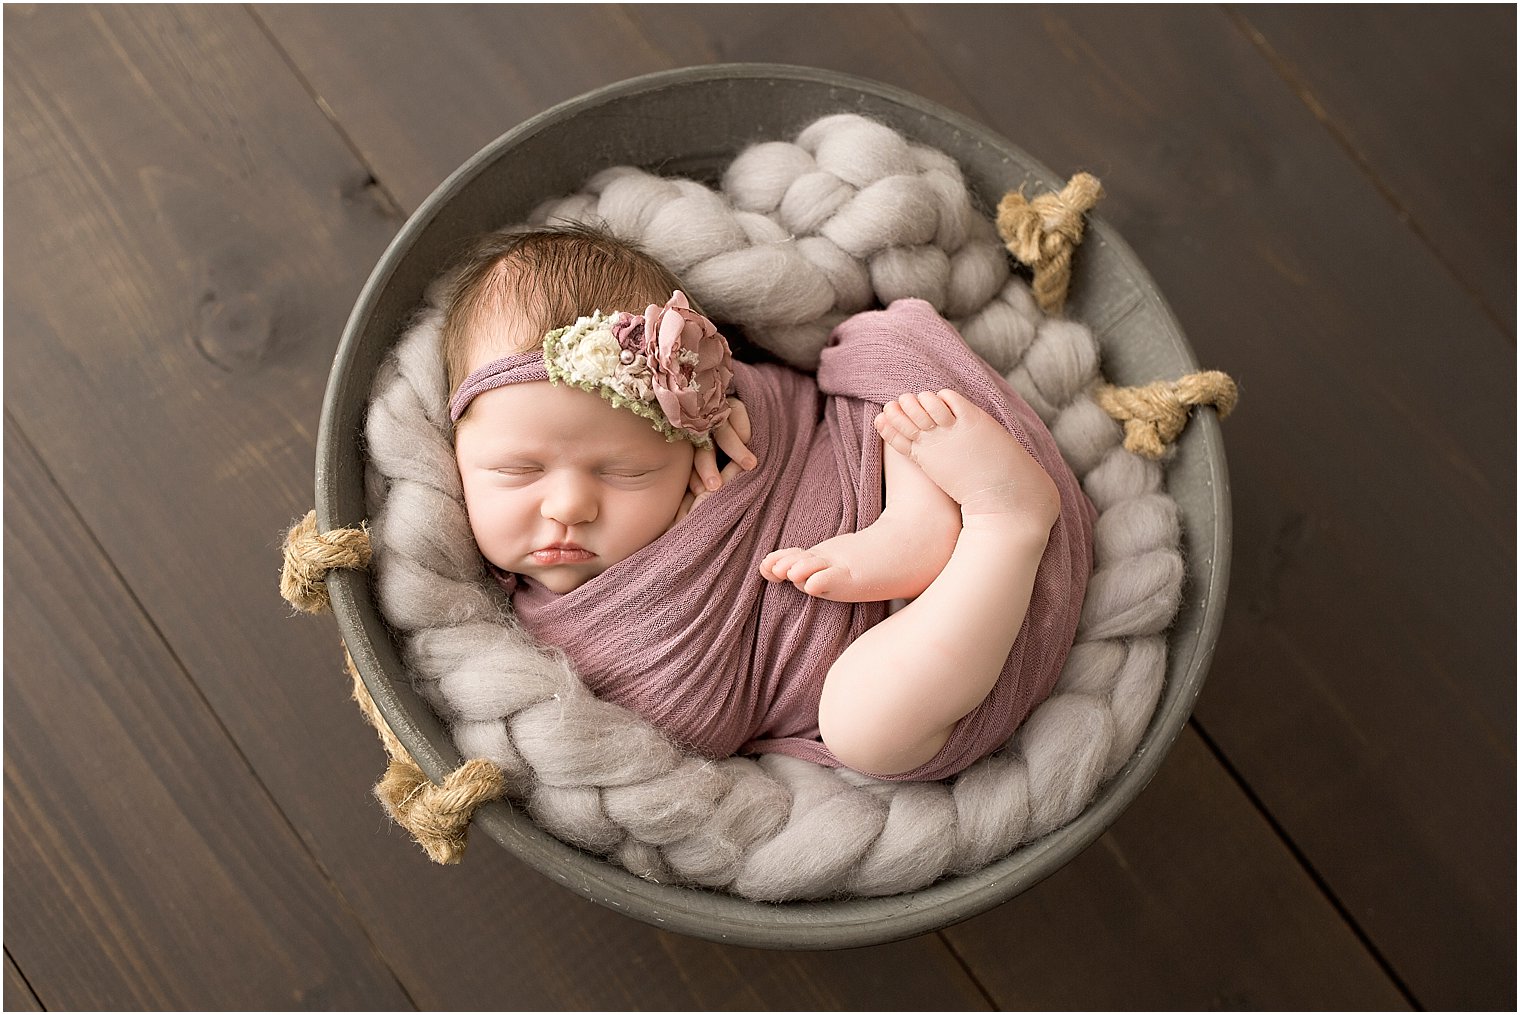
[{"left": 818, "top": 702, "right": 952, "bottom": 777}]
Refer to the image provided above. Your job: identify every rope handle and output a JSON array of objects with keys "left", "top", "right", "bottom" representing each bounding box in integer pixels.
[
  {"left": 280, "top": 511, "right": 504, "bottom": 863},
  {"left": 280, "top": 511, "right": 371, "bottom": 614},
  {"left": 997, "top": 171, "right": 1104, "bottom": 316},
  {"left": 1095, "top": 371, "right": 1239, "bottom": 460},
  {"left": 346, "top": 650, "right": 505, "bottom": 865},
  {"left": 999, "top": 173, "right": 1239, "bottom": 457}
]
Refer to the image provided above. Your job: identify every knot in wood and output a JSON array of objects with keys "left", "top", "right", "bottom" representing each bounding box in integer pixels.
[
  {"left": 1094, "top": 370, "right": 1238, "bottom": 460},
  {"left": 996, "top": 172, "right": 1104, "bottom": 315},
  {"left": 376, "top": 757, "right": 506, "bottom": 865},
  {"left": 279, "top": 510, "right": 372, "bottom": 614}
]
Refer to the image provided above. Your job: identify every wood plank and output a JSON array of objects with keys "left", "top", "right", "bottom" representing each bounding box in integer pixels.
[
  {"left": 1, "top": 6, "right": 991, "bottom": 1009},
  {"left": 2, "top": 418, "right": 411, "bottom": 1010},
  {"left": 4, "top": 953, "right": 43, "bottom": 1013},
  {"left": 1235, "top": 5, "right": 1516, "bottom": 331},
  {"left": 257, "top": 3, "right": 1411, "bottom": 1005},
  {"left": 948, "top": 729, "right": 1409, "bottom": 1009},
  {"left": 251, "top": 3, "right": 675, "bottom": 214},
  {"left": 900, "top": 6, "right": 1515, "bottom": 1008}
]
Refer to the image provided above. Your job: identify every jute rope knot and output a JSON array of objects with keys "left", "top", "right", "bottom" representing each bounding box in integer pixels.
[
  {"left": 1093, "top": 370, "right": 1239, "bottom": 460},
  {"left": 346, "top": 650, "right": 505, "bottom": 865},
  {"left": 997, "top": 172, "right": 1105, "bottom": 315},
  {"left": 280, "top": 510, "right": 371, "bottom": 614},
  {"left": 375, "top": 759, "right": 506, "bottom": 865}
]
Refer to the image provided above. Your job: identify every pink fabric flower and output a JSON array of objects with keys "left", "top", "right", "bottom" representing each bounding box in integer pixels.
[
  {"left": 641, "top": 291, "right": 734, "bottom": 437},
  {"left": 610, "top": 312, "right": 645, "bottom": 354}
]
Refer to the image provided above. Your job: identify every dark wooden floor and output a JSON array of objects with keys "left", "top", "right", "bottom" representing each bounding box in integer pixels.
[{"left": 4, "top": 5, "right": 1513, "bottom": 1010}]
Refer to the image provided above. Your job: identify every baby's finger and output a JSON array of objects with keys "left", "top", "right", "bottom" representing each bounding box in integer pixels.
[
  {"left": 717, "top": 459, "right": 746, "bottom": 487},
  {"left": 694, "top": 444, "right": 721, "bottom": 491},
  {"left": 726, "top": 397, "right": 753, "bottom": 444},
  {"left": 675, "top": 489, "right": 698, "bottom": 523},
  {"left": 715, "top": 421, "right": 757, "bottom": 471},
  {"left": 689, "top": 469, "right": 707, "bottom": 498}
]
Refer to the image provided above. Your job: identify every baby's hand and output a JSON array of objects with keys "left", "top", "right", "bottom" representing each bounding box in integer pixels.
[{"left": 680, "top": 397, "right": 755, "bottom": 517}]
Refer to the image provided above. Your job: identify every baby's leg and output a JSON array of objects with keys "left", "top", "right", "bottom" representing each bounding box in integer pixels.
[
  {"left": 816, "top": 390, "right": 1061, "bottom": 777},
  {"left": 760, "top": 400, "right": 961, "bottom": 602}
]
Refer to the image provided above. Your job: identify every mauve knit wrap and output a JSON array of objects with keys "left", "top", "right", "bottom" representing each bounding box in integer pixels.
[{"left": 509, "top": 299, "right": 1096, "bottom": 781}]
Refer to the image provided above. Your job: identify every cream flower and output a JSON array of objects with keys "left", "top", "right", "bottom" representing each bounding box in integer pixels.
[{"left": 561, "top": 326, "right": 622, "bottom": 386}]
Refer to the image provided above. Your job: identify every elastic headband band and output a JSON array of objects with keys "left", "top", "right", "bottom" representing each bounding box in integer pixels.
[{"left": 449, "top": 352, "right": 547, "bottom": 422}]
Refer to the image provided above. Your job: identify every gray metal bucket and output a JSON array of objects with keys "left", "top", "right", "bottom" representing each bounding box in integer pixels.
[{"left": 317, "top": 64, "right": 1230, "bottom": 949}]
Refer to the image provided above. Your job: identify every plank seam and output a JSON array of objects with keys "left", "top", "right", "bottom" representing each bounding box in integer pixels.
[
  {"left": 1223, "top": 4, "right": 1512, "bottom": 341},
  {"left": 934, "top": 930, "right": 1000, "bottom": 1011},
  {"left": 3, "top": 409, "right": 420, "bottom": 1013},
  {"left": 4, "top": 947, "right": 47, "bottom": 1011},
  {"left": 242, "top": 2, "right": 406, "bottom": 221},
  {"left": 1189, "top": 716, "right": 1424, "bottom": 1011}
]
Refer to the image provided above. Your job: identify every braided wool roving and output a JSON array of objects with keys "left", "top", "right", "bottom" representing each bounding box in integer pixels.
[{"left": 362, "top": 113, "right": 1182, "bottom": 900}]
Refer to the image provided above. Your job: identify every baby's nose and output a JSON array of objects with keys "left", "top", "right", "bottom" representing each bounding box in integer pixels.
[{"left": 540, "top": 475, "right": 597, "bottom": 525}]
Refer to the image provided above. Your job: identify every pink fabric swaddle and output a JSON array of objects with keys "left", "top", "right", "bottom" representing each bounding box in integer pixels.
[{"left": 508, "top": 298, "right": 1096, "bottom": 781}]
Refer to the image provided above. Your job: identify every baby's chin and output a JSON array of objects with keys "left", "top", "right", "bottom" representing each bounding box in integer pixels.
[
  {"left": 518, "top": 562, "right": 604, "bottom": 594},
  {"left": 535, "top": 574, "right": 592, "bottom": 594}
]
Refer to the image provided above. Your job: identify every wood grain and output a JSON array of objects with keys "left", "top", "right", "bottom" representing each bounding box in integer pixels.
[
  {"left": 1235, "top": 5, "right": 1516, "bottom": 331},
  {"left": 0, "top": 5, "right": 991, "bottom": 1009},
  {"left": 3, "top": 952, "right": 43, "bottom": 1013},
  {"left": 900, "top": 6, "right": 1515, "bottom": 1007},
  {"left": 3, "top": 417, "right": 411, "bottom": 1010},
  {"left": 252, "top": 3, "right": 674, "bottom": 212},
  {"left": 255, "top": 2, "right": 1410, "bottom": 1004}
]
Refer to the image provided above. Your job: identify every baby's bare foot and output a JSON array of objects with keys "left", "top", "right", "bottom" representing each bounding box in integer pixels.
[
  {"left": 760, "top": 508, "right": 957, "bottom": 603},
  {"left": 874, "top": 391, "right": 1061, "bottom": 527}
]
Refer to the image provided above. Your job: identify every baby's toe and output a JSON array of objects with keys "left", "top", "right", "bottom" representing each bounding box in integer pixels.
[
  {"left": 801, "top": 566, "right": 845, "bottom": 598},
  {"left": 761, "top": 547, "right": 803, "bottom": 581},
  {"left": 919, "top": 390, "right": 957, "bottom": 426},
  {"left": 896, "top": 392, "right": 936, "bottom": 431},
  {"left": 875, "top": 405, "right": 920, "bottom": 457},
  {"left": 937, "top": 389, "right": 978, "bottom": 421},
  {"left": 783, "top": 553, "right": 829, "bottom": 585}
]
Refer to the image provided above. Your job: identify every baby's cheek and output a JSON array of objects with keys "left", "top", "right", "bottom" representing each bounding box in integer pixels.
[
  {"left": 659, "top": 470, "right": 693, "bottom": 524},
  {"left": 460, "top": 484, "right": 513, "bottom": 563},
  {"left": 612, "top": 481, "right": 686, "bottom": 554}
]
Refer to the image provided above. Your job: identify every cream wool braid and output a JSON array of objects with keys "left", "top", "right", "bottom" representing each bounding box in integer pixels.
[{"left": 302, "top": 113, "right": 1237, "bottom": 898}]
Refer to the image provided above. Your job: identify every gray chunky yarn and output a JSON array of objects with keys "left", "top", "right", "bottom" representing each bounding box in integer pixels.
[{"left": 363, "top": 114, "right": 1182, "bottom": 901}]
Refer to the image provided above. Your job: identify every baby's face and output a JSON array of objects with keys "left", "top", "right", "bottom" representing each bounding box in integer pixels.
[{"left": 454, "top": 379, "right": 695, "bottom": 594}]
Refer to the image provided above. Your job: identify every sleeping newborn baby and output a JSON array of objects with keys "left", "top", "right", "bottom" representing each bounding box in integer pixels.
[{"left": 445, "top": 223, "right": 1095, "bottom": 781}]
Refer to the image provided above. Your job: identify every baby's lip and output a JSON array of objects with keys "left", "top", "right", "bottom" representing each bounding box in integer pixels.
[{"left": 531, "top": 543, "right": 595, "bottom": 565}]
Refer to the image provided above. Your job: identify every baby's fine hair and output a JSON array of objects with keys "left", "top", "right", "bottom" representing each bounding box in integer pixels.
[{"left": 439, "top": 222, "right": 685, "bottom": 400}]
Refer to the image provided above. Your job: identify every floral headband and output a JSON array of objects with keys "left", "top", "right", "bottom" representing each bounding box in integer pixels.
[{"left": 449, "top": 290, "right": 735, "bottom": 446}]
